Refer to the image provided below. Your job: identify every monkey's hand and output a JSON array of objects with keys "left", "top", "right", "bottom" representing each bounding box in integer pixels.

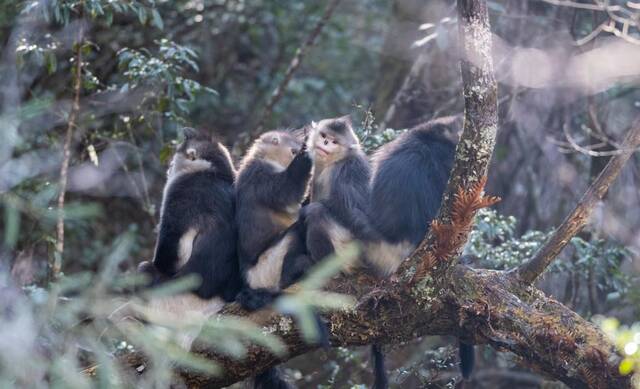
[{"left": 288, "top": 148, "right": 312, "bottom": 179}]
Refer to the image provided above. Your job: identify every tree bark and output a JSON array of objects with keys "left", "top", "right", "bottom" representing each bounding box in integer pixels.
[{"left": 124, "top": 267, "right": 630, "bottom": 388}]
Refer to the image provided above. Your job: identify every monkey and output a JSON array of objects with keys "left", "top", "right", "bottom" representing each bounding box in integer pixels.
[
  {"left": 365, "top": 116, "right": 457, "bottom": 277},
  {"left": 303, "top": 115, "right": 378, "bottom": 267},
  {"left": 136, "top": 127, "right": 242, "bottom": 349},
  {"left": 234, "top": 130, "right": 314, "bottom": 310},
  {"left": 366, "top": 117, "right": 472, "bottom": 380},
  {"left": 234, "top": 130, "right": 316, "bottom": 389},
  {"left": 302, "top": 115, "right": 392, "bottom": 389}
]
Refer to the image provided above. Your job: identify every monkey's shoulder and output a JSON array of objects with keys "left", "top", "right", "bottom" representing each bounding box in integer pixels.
[
  {"left": 236, "top": 159, "right": 284, "bottom": 185},
  {"left": 163, "top": 170, "right": 234, "bottom": 213}
]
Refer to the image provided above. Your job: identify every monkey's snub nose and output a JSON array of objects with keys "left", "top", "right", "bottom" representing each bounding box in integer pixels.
[{"left": 324, "top": 140, "right": 329, "bottom": 145}]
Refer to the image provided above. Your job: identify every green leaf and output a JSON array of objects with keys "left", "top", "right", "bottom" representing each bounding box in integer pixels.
[
  {"left": 159, "top": 142, "right": 174, "bottom": 164},
  {"left": 619, "top": 357, "right": 634, "bottom": 375},
  {"left": 3, "top": 204, "right": 20, "bottom": 248},
  {"left": 137, "top": 6, "right": 147, "bottom": 25},
  {"left": 151, "top": 8, "right": 163, "bottom": 29},
  {"left": 45, "top": 51, "right": 57, "bottom": 74},
  {"left": 143, "top": 275, "right": 202, "bottom": 299}
]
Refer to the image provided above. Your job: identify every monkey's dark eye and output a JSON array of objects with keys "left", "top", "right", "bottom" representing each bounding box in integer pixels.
[
  {"left": 320, "top": 132, "right": 326, "bottom": 139},
  {"left": 291, "top": 148, "right": 298, "bottom": 155},
  {"left": 332, "top": 140, "right": 338, "bottom": 145}
]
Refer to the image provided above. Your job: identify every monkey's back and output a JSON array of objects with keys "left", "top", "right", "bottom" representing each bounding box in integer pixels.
[
  {"left": 162, "top": 170, "right": 235, "bottom": 230},
  {"left": 370, "top": 122, "right": 456, "bottom": 246},
  {"left": 235, "top": 160, "right": 292, "bottom": 271},
  {"left": 156, "top": 169, "right": 239, "bottom": 300}
]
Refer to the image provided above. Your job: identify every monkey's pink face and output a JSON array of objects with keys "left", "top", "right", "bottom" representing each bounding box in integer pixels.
[{"left": 310, "top": 128, "right": 347, "bottom": 162}]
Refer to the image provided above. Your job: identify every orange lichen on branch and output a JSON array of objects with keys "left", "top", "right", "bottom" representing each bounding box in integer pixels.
[{"left": 412, "top": 176, "right": 500, "bottom": 283}]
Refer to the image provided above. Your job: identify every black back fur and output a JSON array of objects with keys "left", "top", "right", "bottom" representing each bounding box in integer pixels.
[
  {"left": 150, "top": 128, "right": 241, "bottom": 301},
  {"left": 235, "top": 131, "right": 312, "bottom": 273},
  {"left": 370, "top": 119, "right": 456, "bottom": 246}
]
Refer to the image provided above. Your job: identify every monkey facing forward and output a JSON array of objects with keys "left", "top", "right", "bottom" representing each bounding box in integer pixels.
[{"left": 303, "top": 115, "right": 378, "bottom": 267}]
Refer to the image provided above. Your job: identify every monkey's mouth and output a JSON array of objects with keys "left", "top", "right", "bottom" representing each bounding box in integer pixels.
[{"left": 315, "top": 145, "right": 330, "bottom": 156}]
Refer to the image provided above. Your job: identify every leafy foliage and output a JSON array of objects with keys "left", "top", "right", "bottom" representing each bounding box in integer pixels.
[
  {"left": 117, "top": 39, "right": 217, "bottom": 125},
  {"left": 467, "top": 209, "right": 637, "bottom": 316},
  {"left": 598, "top": 317, "right": 640, "bottom": 387}
]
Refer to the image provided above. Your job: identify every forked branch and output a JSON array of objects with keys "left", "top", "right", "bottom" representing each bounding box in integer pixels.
[
  {"left": 401, "top": 0, "right": 499, "bottom": 281},
  {"left": 515, "top": 118, "right": 640, "bottom": 284}
]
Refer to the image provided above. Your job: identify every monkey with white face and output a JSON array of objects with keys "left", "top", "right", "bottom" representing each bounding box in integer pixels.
[
  {"left": 302, "top": 115, "right": 393, "bottom": 389},
  {"left": 303, "top": 116, "right": 378, "bottom": 267}
]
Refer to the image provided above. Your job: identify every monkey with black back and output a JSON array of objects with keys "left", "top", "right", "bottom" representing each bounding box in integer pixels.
[
  {"left": 234, "top": 130, "right": 317, "bottom": 389},
  {"left": 235, "top": 130, "right": 314, "bottom": 311},
  {"left": 136, "top": 127, "right": 241, "bottom": 348},
  {"left": 367, "top": 117, "right": 464, "bottom": 380},
  {"left": 302, "top": 115, "right": 393, "bottom": 388},
  {"left": 303, "top": 116, "right": 378, "bottom": 267}
]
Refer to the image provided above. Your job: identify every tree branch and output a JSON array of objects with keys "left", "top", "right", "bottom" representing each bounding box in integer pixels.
[
  {"left": 123, "top": 267, "right": 631, "bottom": 388},
  {"left": 251, "top": 0, "right": 342, "bottom": 136},
  {"left": 514, "top": 118, "right": 640, "bottom": 285},
  {"left": 398, "top": 0, "right": 499, "bottom": 283},
  {"left": 53, "top": 18, "right": 84, "bottom": 280}
]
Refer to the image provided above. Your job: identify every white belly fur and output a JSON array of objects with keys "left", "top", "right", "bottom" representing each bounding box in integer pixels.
[
  {"left": 178, "top": 228, "right": 198, "bottom": 269},
  {"left": 324, "top": 219, "right": 358, "bottom": 272},
  {"left": 365, "top": 240, "right": 414, "bottom": 277},
  {"left": 246, "top": 233, "right": 294, "bottom": 290}
]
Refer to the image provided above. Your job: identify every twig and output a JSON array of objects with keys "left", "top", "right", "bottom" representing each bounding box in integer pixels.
[
  {"left": 542, "top": 0, "right": 640, "bottom": 45},
  {"left": 562, "top": 121, "right": 639, "bottom": 157},
  {"left": 126, "top": 126, "right": 155, "bottom": 223},
  {"left": 378, "top": 52, "right": 431, "bottom": 133},
  {"left": 514, "top": 118, "right": 640, "bottom": 285},
  {"left": 53, "top": 18, "right": 84, "bottom": 280},
  {"left": 251, "top": 0, "right": 341, "bottom": 136}
]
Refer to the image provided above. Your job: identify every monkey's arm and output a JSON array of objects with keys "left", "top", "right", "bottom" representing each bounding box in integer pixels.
[
  {"left": 261, "top": 151, "right": 312, "bottom": 209},
  {"left": 152, "top": 223, "right": 183, "bottom": 276}
]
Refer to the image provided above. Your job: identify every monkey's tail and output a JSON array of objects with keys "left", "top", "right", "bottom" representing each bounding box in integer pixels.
[
  {"left": 459, "top": 341, "right": 475, "bottom": 380},
  {"left": 371, "top": 344, "right": 388, "bottom": 389},
  {"left": 236, "top": 287, "right": 280, "bottom": 311},
  {"left": 253, "top": 367, "right": 293, "bottom": 389}
]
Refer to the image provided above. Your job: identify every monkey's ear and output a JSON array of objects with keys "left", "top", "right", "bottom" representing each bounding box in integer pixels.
[
  {"left": 339, "top": 114, "right": 352, "bottom": 126},
  {"left": 183, "top": 127, "right": 199, "bottom": 140},
  {"left": 270, "top": 135, "right": 279, "bottom": 145}
]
